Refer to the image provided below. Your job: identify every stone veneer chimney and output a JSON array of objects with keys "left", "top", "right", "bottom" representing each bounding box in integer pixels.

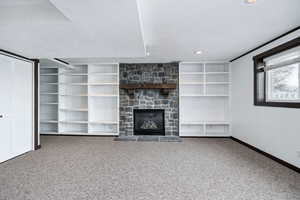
[{"left": 119, "top": 63, "right": 179, "bottom": 136}]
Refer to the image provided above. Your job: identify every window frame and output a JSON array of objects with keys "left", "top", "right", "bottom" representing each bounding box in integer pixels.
[{"left": 253, "top": 37, "right": 300, "bottom": 108}]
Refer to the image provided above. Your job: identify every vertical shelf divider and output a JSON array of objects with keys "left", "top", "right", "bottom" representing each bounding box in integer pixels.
[
  {"left": 204, "top": 63, "right": 207, "bottom": 95},
  {"left": 117, "top": 64, "right": 120, "bottom": 136},
  {"left": 203, "top": 63, "right": 207, "bottom": 135},
  {"left": 87, "top": 65, "right": 91, "bottom": 135},
  {"left": 58, "top": 67, "right": 62, "bottom": 135}
]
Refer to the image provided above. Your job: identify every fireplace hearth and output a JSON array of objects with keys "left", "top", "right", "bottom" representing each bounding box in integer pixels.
[{"left": 134, "top": 109, "right": 165, "bottom": 136}]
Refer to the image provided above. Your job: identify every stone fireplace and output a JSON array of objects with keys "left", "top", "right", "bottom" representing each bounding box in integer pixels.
[{"left": 119, "top": 63, "right": 179, "bottom": 136}]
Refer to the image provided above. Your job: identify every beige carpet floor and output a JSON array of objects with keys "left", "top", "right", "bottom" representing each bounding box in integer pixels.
[{"left": 0, "top": 136, "right": 299, "bottom": 200}]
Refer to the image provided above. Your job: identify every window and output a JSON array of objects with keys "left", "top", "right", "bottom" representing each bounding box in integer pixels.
[{"left": 253, "top": 37, "right": 300, "bottom": 108}]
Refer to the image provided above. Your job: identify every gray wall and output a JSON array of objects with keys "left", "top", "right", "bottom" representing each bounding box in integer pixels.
[
  {"left": 231, "top": 30, "right": 300, "bottom": 168},
  {"left": 119, "top": 63, "right": 179, "bottom": 136}
]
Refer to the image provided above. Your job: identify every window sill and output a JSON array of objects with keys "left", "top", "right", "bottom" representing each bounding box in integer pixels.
[{"left": 254, "top": 102, "right": 300, "bottom": 108}]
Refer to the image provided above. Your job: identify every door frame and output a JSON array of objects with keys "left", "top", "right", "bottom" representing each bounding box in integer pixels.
[{"left": 0, "top": 49, "right": 40, "bottom": 150}]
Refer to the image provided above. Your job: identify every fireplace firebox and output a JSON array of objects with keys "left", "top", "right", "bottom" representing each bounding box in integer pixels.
[{"left": 134, "top": 109, "right": 165, "bottom": 135}]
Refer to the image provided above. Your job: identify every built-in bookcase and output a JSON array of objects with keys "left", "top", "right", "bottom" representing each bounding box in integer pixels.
[
  {"left": 41, "top": 62, "right": 228, "bottom": 137},
  {"left": 88, "top": 64, "right": 119, "bottom": 135},
  {"left": 59, "top": 65, "right": 89, "bottom": 134},
  {"left": 40, "top": 66, "right": 59, "bottom": 134},
  {"left": 40, "top": 63, "right": 119, "bottom": 136},
  {"left": 179, "top": 62, "right": 230, "bottom": 137}
]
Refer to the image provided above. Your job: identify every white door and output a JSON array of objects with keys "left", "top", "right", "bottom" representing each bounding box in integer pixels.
[
  {"left": 0, "top": 54, "right": 33, "bottom": 163},
  {"left": 0, "top": 55, "right": 13, "bottom": 162},
  {"left": 11, "top": 59, "right": 33, "bottom": 157}
]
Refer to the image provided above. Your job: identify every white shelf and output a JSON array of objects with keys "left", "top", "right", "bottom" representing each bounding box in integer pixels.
[
  {"left": 181, "top": 121, "right": 229, "bottom": 125},
  {"left": 40, "top": 66, "right": 58, "bottom": 69},
  {"left": 41, "top": 120, "right": 58, "bottom": 123},
  {"left": 206, "top": 131, "right": 230, "bottom": 134},
  {"left": 60, "top": 73, "right": 88, "bottom": 76},
  {"left": 41, "top": 73, "right": 58, "bottom": 76},
  {"left": 89, "top": 121, "right": 118, "bottom": 125},
  {"left": 59, "top": 120, "right": 117, "bottom": 125},
  {"left": 89, "top": 72, "right": 118, "bottom": 76},
  {"left": 180, "top": 82, "right": 230, "bottom": 85},
  {"left": 60, "top": 108, "right": 88, "bottom": 112},
  {"left": 205, "top": 121, "right": 230, "bottom": 125},
  {"left": 180, "top": 82, "right": 205, "bottom": 85},
  {"left": 179, "top": 62, "right": 230, "bottom": 137},
  {"left": 89, "top": 94, "right": 118, "bottom": 97},
  {"left": 59, "top": 83, "right": 118, "bottom": 86},
  {"left": 40, "top": 132, "right": 58, "bottom": 135},
  {"left": 40, "top": 63, "right": 119, "bottom": 136},
  {"left": 181, "top": 94, "right": 229, "bottom": 97},
  {"left": 60, "top": 73, "right": 117, "bottom": 76},
  {"left": 41, "top": 93, "right": 58, "bottom": 95},
  {"left": 60, "top": 132, "right": 88, "bottom": 135},
  {"left": 180, "top": 132, "right": 205, "bottom": 137},
  {"left": 41, "top": 102, "right": 58, "bottom": 105},
  {"left": 180, "top": 72, "right": 205, "bottom": 75},
  {"left": 89, "top": 132, "right": 118, "bottom": 136},
  {"left": 60, "top": 94, "right": 88, "bottom": 97},
  {"left": 206, "top": 82, "right": 230, "bottom": 85},
  {"left": 181, "top": 121, "right": 204, "bottom": 125},
  {"left": 181, "top": 72, "right": 229, "bottom": 75},
  {"left": 89, "top": 83, "right": 119, "bottom": 86},
  {"left": 60, "top": 94, "right": 117, "bottom": 97},
  {"left": 59, "top": 83, "right": 88, "bottom": 85},
  {"left": 60, "top": 120, "right": 88, "bottom": 124},
  {"left": 206, "top": 72, "right": 229, "bottom": 74},
  {"left": 41, "top": 82, "right": 58, "bottom": 85}
]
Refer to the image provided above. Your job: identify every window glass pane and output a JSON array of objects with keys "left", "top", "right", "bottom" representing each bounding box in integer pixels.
[
  {"left": 267, "top": 64, "right": 299, "bottom": 101},
  {"left": 257, "top": 72, "right": 265, "bottom": 102}
]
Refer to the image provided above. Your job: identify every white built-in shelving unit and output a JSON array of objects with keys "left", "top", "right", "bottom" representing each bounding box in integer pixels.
[
  {"left": 40, "top": 63, "right": 119, "bottom": 136},
  {"left": 179, "top": 62, "right": 231, "bottom": 137},
  {"left": 41, "top": 61, "right": 229, "bottom": 137},
  {"left": 40, "top": 66, "right": 59, "bottom": 134}
]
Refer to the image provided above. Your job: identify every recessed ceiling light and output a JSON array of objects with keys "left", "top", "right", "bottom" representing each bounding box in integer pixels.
[
  {"left": 145, "top": 45, "right": 150, "bottom": 56},
  {"left": 194, "top": 50, "right": 203, "bottom": 55},
  {"left": 245, "top": 0, "right": 257, "bottom": 4}
]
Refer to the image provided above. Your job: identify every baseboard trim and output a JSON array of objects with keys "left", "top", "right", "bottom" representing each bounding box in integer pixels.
[
  {"left": 41, "top": 134, "right": 117, "bottom": 137},
  {"left": 231, "top": 137, "right": 300, "bottom": 173},
  {"left": 181, "top": 136, "right": 231, "bottom": 138}
]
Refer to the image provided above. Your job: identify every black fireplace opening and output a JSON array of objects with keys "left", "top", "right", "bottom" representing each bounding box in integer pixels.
[{"left": 134, "top": 109, "right": 165, "bottom": 136}]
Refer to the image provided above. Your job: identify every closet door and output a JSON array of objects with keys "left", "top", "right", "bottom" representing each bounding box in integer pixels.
[
  {"left": 0, "top": 55, "right": 33, "bottom": 163},
  {"left": 11, "top": 59, "right": 33, "bottom": 157},
  {"left": 0, "top": 55, "right": 13, "bottom": 163}
]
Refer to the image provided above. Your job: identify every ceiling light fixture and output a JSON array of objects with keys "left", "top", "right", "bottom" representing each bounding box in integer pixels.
[
  {"left": 194, "top": 50, "right": 203, "bottom": 55},
  {"left": 145, "top": 45, "right": 150, "bottom": 56},
  {"left": 245, "top": 0, "right": 257, "bottom": 4}
]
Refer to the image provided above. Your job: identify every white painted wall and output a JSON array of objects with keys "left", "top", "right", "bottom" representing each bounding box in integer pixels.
[{"left": 231, "top": 30, "right": 300, "bottom": 168}]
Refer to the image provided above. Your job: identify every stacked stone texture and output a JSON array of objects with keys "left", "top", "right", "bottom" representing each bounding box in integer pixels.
[{"left": 119, "top": 63, "right": 179, "bottom": 136}]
